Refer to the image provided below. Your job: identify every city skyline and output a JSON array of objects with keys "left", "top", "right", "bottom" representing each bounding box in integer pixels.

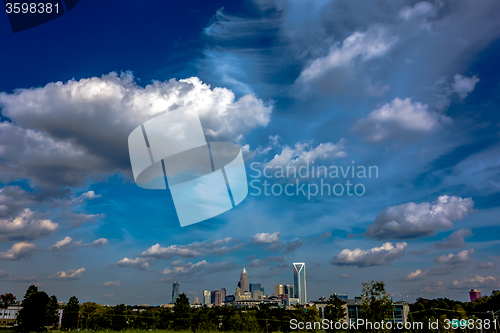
[{"left": 1, "top": 0, "right": 499, "bottom": 306}]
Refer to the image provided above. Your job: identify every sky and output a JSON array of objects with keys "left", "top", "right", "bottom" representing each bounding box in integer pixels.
[{"left": 0, "top": 0, "right": 500, "bottom": 305}]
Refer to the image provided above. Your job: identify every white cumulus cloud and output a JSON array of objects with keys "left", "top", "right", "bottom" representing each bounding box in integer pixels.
[
  {"left": 350, "top": 98, "right": 450, "bottom": 144},
  {"left": 330, "top": 242, "right": 407, "bottom": 267},
  {"left": 365, "top": 195, "right": 474, "bottom": 240},
  {"left": 0, "top": 242, "right": 37, "bottom": 260},
  {"left": 48, "top": 268, "right": 86, "bottom": 280}
]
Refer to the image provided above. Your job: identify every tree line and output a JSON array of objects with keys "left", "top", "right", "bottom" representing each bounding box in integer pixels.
[{"left": 3, "top": 282, "right": 499, "bottom": 332}]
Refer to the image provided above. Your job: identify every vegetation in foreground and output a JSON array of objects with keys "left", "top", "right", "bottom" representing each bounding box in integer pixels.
[{"left": 2, "top": 282, "right": 499, "bottom": 333}]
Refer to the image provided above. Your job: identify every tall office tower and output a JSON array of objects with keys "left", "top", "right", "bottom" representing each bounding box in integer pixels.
[
  {"left": 213, "top": 288, "right": 227, "bottom": 306},
  {"left": 293, "top": 263, "right": 307, "bottom": 304},
  {"left": 211, "top": 289, "right": 218, "bottom": 304},
  {"left": 237, "top": 268, "right": 248, "bottom": 292},
  {"left": 274, "top": 284, "right": 285, "bottom": 296},
  {"left": 285, "top": 285, "right": 294, "bottom": 298},
  {"left": 172, "top": 282, "right": 180, "bottom": 304},
  {"left": 249, "top": 283, "right": 261, "bottom": 293},
  {"left": 202, "top": 290, "right": 211, "bottom": 305},
  {"left": 220, "top": 288, "right": 227, "bottom": 302},
  {"left": 469, "top": 289, "right": 481, "bottom": 302}
]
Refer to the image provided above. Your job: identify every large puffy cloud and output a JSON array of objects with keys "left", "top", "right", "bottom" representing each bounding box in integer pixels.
[
  {"left": 330, "top": 242, "right": 407, "bottom": 267},
  {"left": 0, "top": 208, "right": 58, "bottom": 242},
  {"left": 434, "top": 229, "right": 472, "bottom": 249},
  {"left": 365, "top": 195, "right": 474, "bottom": 240},
  {"left": 0, "top": 73, "right": 272, "bottom": 190},
  {"left": 0, "top": 242, "right": 37, "bottom": 260},
  {"left": 48, "top": 268, "right": 86, "bottom": 280},
  {"left": 0, "top": 186, "right": 35, "bottom": 218},
  {"left": 350, "top": 98, "right": 450, "bottom": 144}
]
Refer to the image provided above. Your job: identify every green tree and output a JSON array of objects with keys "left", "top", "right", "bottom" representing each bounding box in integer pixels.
[
  {"left": 17, "top": 288, "right": 51, "bottom": 332},
  {"left": 173, "top": 293, "right": 191, "bottom": 330},
  {"left": 325, "top": 294, "right": 347, "bottom": 324},
  {"left": 361, "top": 280, "right": 394, "bottom": 333},
  {"left": 61, "top": 296, "right": 80, "bottom": 329},
  {"left": 0, "top": 293, "right": 16, "bottom": 308},
  {"left": 46, "top": 295, "right": 60, "bottom": 328}
]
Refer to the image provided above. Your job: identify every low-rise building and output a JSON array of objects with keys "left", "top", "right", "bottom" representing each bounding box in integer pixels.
[{"left": 0, "top": 306, "right": 21, "bottom": 327}]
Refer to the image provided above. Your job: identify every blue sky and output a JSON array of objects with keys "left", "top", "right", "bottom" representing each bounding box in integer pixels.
[{"left": 1, "top": 0, "right": 500, "bottom": 305}]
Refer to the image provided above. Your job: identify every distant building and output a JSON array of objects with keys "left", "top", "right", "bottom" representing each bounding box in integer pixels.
[
  {"left": 211, "top": 289, "right": 218, "bottom": 304},
  {"left": 172, "top": 282, "right": 180, "bottom": 304},
  {"left": 311, "top": 299, "right": 409, "bottom": 324},
  {"left": 213, "top": 288, "right": 227, "bottom": 306},
  {"left": 293, "top": 262, "right": 307, "bottom": 304},
  {"left": 202, "top": 290, "right": 211, "bottom": 305},
  {"left": 336, "top": 293, "right": 348, "bottom": 300},
  {"left": 274, "top": 284, "right": 285, "bottom": 296},
  {"left": 249, "top": 283, "right": 261, "bottom": 293},
  {"left": 193, "top": 297, "right": 200, "bottom": 304},
  {"left": 469, "top": 289, "right": 481, "bottom": 302},
  {"left": 285, "top": 285, "right": 294, "bottom": 298},
  {"left": 0, "top": 306, "right": 21, "bottom": 328},
  {"left": 225, "top": 295, "right": 235, "bottom": 303},
  {"left": 238, "top": 268, "right": 248, "bottom": 292}
]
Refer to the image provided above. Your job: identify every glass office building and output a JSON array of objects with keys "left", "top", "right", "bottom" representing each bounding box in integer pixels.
[{"left": 293, "top": 263, "right": 307, "bottom": 304}]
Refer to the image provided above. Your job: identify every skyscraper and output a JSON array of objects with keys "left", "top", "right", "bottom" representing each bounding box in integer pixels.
[
  {"left": 249, "top": 283, "right": 261, "bottom": 293},
  {"left": 172, "top": 282, "right": 180, "bottom": 304},
  {"left": 293, "top": 262, "right": 307, "bottom": 304},
  {"left": 202, "top": 290, "right": 211, "bottom": 305},
  {"left": 237, "top": 268, "right": 248, "bottom": 292}
]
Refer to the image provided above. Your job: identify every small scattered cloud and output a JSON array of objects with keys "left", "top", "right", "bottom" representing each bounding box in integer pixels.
[
  {"left": 117, "top": 257, "right": 150, "bottom": 271},
  {"left": 264, "top": 139, "right": 346, "bottom": 168},
  {"left": 320, "top": 231, "right": 332, "bottom": 240},
  {"left": 434, "top": 249, "right": 475, "bottom": 265},
  {"left": 103, "top": 281, "right": 120, "bottom": 287},
  {"left": 284, "top": 238, "right": 303, "bottom": 253},
  {"left": 476, "top": 262, "right": 495, "bottom": 269},
  {"left": 402, "top": 269, "right": 428, "bottom": 282},
  {"left": 252, "top": 232, "right": 281, "bottom": 244},
  {"left": 339, "top": 274, "right": 352, "bottom": 279},
  {"left": 331, "top": 242, "right": 407, "bottom": 267},
  {"left": 49, "top": 268, "right": 86, "bottom": 280},
  {"left": 248, "top": 259, "right": 269, "bottom": 267},
  {"left": 451, "top": 274, "right": 500, "bottom": 289},
  {"left": 87, "top": 238, "right": 109, "bottom": 247},
  {"left": 434, "top": 229, "right": 472, "bottom": 249},
  {"left": 0, "top": 270, "right": 37, "bottom": 282},
  {"left": 452, "top": 74, "right": 480, "bottom": 99},
  {"left": 140, "top": 238, "right": 244, "bottom": 260},
  {"left": 50, "top": 236, "right": 82, "bottom": 251},
  {"left": 160, "top": 260, "right": 237, "bottom": 282}
]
